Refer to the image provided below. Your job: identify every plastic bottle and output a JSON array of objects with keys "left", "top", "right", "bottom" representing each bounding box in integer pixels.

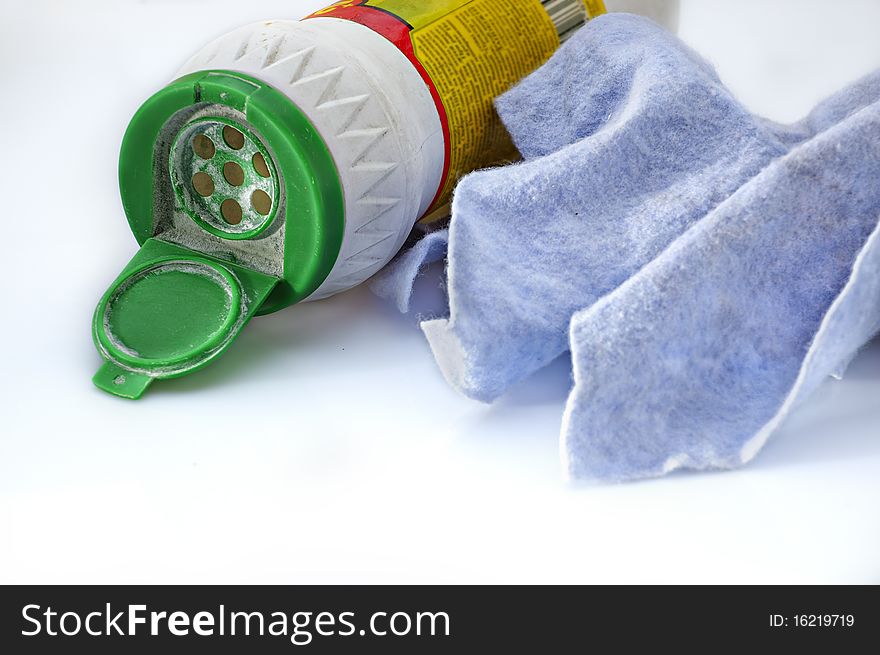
[{"left": 93, "top": 0, "right": 679, "bottom": 398}]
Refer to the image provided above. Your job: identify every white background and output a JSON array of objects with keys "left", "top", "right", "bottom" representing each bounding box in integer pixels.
[{"left": 1, "top": 0, "right": 878, "bottom": 584}]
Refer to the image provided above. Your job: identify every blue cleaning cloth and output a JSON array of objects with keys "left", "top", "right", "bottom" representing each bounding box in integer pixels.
[
  {"left": 371, "top": 14, "right": 880, "bottom": 480},
  {"left": 370, "top": 230, "right": 448, "bottom": 314}
]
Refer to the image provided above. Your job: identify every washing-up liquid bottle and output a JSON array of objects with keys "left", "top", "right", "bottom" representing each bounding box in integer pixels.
[{"left": 93, "top": 0, "right": 678, "bottom": 399}]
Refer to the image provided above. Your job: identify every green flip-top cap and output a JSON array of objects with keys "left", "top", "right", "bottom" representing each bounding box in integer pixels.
[{"left": 93, "top": 71, "right": 344, "bottom": 399}]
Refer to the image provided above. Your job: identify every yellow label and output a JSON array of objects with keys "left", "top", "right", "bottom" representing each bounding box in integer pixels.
[
  {"left": 368, "top": 0, "right": 473, "bottom": 29},
  {"left": 411, "top": 0, "right": 560, "bottom": 207},
  {"left": 583, "top": 0, "right": 607, "bottom": 19}
]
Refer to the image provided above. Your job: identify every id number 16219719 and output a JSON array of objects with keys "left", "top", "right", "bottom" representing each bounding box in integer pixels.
[{"left": 770, "top": 614, "right": 855, "bottom": 628}]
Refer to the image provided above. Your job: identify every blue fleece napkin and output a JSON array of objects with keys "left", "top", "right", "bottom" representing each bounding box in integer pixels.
[{"left": 371, "top": 14, "right": 880, "bottom": 480}]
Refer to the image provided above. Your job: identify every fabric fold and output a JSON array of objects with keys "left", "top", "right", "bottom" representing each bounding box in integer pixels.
[
  {"left": 370, "top": 13, "right": 880, "bottom": 480},
  {"left": 421, "top": 14, "right": 795, "bottom": 402},
  {"left": 563, "top": 101, "right": 880, "bottom": 480}
]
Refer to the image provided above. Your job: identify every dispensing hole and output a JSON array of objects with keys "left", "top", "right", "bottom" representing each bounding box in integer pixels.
[
  {"left": 192, "top": 172, "right": 215, "bottom": 197},
  {"left": 251, "top": 189, "right": 272, "bottom": 216},
  {"left": 191, "top": 134, "right": 216, "bottom": 160},
  {"left": 223, "top": 161, "right": 245, "bottom": 187},
  {"left": 221, "top": 198, "right": 243, "bottom": 225},
  {"left": 223, "top": 126, "right": 245, "bottom": 150},
  {"left": 252, "top": 152, "right": 271, "bottom": 178},
  {"left": 174, "top": 118, "right": 279, "bottom": 235}
]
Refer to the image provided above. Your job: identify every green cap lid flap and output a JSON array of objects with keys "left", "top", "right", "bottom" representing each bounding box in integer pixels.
[{"left": 93, "top": 238, "right": 279, "bottom": 399}]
